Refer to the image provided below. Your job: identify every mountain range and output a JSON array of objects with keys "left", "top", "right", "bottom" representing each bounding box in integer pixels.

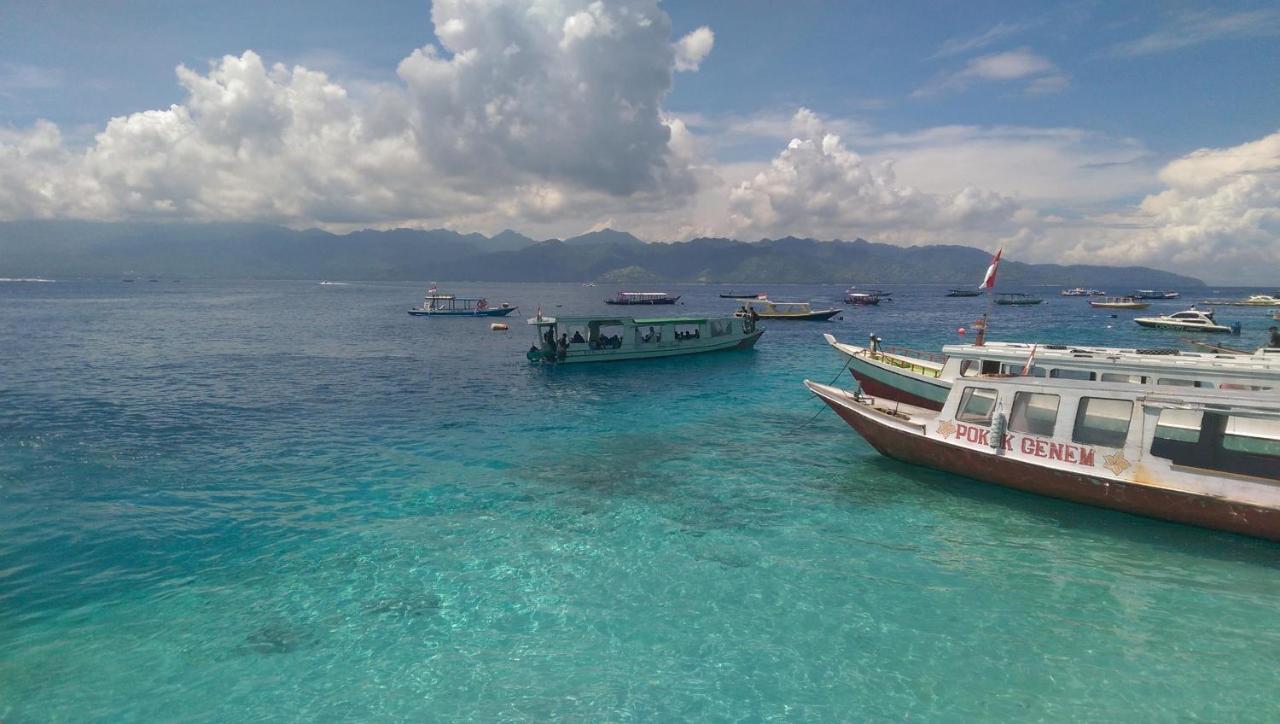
[{"left": 0, "top": 220, "right": 1204, "bottom": 287}]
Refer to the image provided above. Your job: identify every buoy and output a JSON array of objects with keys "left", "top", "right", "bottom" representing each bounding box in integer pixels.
[
  {"left": 490, "top": 322, "right": 508, "bottom": 331},
  {"left": 957, "top": 327, "right": 966, "bottom": 335}
]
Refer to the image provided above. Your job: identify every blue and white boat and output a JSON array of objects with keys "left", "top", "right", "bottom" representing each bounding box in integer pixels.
[{"left": 408, "top": 287, "right": 517, "bottom": 317}]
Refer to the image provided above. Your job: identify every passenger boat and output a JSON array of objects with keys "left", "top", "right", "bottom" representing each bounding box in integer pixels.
[
  {"left": 1134, "top": 308, "right": 1232, "bottom": 333},
  {"left": 804, "top": 375, "right": 1280, "bottom": 540},
  {"left": 734, "top": 299, "right": 841, "bottom": 321},
  {"left": 604, "top": 291, "right": 680, "bottom": 305},
  {"left": 946, "top": 289, "right": 983, "bottom": 297},
  {"left": 825, "top": 333, "right": 1280, "bottom": 412},
  {"left": 408, "top": 289, "right": 518, "bottom": 317},
  {"left": 995, "top": 292, "right": 1043, "bottom": 305},
  {"left": 719, "top": 291, "right": 765, "bottom": 299},
  {"left": 1060, "top": 288, "right": 1105, "bottom": 296},
  {"left": 1134, "top": 289, "right": 1181, "bottom": 300},
  {"left": 1089, "top": 297, "right": 1150, "bottom": 310},
  {"left": 844, "top": 291, "right": 881, "bottom": 305},
  {"left": 526, "top": 313, "right": 762, "bottom": 363}
]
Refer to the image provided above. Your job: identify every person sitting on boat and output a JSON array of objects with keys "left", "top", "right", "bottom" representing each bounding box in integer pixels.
[
  {"left": 1270, "top": 326, "right": 1280, "bottom": 348},
  {"left": 571, "top": 330, "right": 584, "bottom": 344}
]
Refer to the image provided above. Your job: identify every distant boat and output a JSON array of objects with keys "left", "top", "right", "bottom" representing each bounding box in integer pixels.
[
  {"left": 604, "top": 291, "right": 679, "bottom": 305},
  {"left": 994, "top": 292, "right": 1043, "bottom": 305},
  {"left": 1215, "top": 294, "right": 1280, "bottom": 307},
  {"left": 1134, "top": 308, "right": 1231, "bottom": 333},
  {"left": 1134, "top": 289, "right": 1180, "bottom": 300},
  {"left": 719, "top": 291, "right": 764, "bottom": 299},
  {"left": 526, "top": 313, "right": 762, "bottom": 363},
  {"left": 844, "top": 290, "right": 881, "bottom": 305},
  {"left": 1089, "top": 297, "right": 1150, "bottom": 310},
  {"left": 319, "top": 280, "right": 349, "bottom": 286},
  {"left": 409, "top": 288, "right": 517, "bottom": 317},
  {"left": 1060, "top": 287, "right": 1105, "bottom": 296},
  {"left": 122, "top": 278, "right": 135, "bottom": 282},
  {"left": 945, "top": 289, "right": 982, "bottom": 297},
  {"left": 582, "top": 282, "right": 597, "bottom": 287},
  {"left": 735, "top": 299, "right": 841, "bottom": 321}
]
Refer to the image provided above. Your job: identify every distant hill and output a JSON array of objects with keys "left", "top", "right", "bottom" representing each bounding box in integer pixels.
[{"left": 0, "top": 220, "right": 1205, "bottom": 287}]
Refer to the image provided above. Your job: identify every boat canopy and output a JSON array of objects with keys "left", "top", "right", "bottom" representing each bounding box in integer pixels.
[{"left": 527, "top": 315, "right": 710, "bottom": 327}]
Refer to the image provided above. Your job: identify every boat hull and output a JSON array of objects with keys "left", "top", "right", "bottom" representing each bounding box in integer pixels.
[
  {"left": 408, "top": 306, "right": 518, "bottom": 317},
  {"left": 1134, "top": 319, "right": 1230, "bottom": 333},
  {"left": 846, "top": 354, "right": 950, "bottom": 411},
  {"left": 750, "top": 309, "right": 842, "bottom": 321},
  {"left": 604, "top": 297, "right": 680, "bottom": 305},
  {"left": 539, "top": 330, "right": 763, "bottom": 363},
  {"left": 809, "top": 383, "right": 1280, "bottom": 541},
  {"left": 1090, "top": 302, "right": 1150, "bottom": 310}
]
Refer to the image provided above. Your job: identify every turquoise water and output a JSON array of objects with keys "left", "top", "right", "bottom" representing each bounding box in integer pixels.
[{"left": 2, "top": 280, "right": 1279, "bottom": 721}]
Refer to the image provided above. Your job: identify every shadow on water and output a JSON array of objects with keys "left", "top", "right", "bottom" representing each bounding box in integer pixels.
[{"left": 842, "top": 454, "right": 1280, "bottom": 569}]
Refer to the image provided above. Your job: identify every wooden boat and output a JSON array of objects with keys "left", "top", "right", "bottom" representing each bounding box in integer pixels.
[
  {"left": 804, "top": 375, "right": 1280, "bottom": 540},
  {"left": 1089, "top": 297, "right": 1150, "bottom": 310},
  {"left": 1134, "top": 308, "right": 1232, "bottom": 333},
  {"left": 526, "top": 313, "right": 762, "bottom": 363},
  {"left": 1134, "top": 289, "right": 1180, "bottom": 300},
  {"left": 408, "top": 289, "right": 517, "bottom": 317},
  {"left": 734, "top": 299, "right": 841, "bottom": 321},
  {"left": 995, "top": 292, "right": 1043, "bottom": 305},
  {"left": 946, "top": 289, "right": 982, "bottom": 297},
  {"left": 719, "top": 291, "right": 764, "bottom": 299},
  {"left": 604, "top": 291, "right": 679, "bottom": 305},
  {"left": 825, "top": 333, "right": 1280, "bottom": 412}
]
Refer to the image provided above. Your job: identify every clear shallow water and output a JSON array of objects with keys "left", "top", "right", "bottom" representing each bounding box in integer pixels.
[{"left": 2, "top": 279, "right": 1279, "bottom": 721}]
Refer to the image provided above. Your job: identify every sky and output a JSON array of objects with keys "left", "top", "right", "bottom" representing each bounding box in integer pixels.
[{"left": 1, "top": 0, "right": 1278, "bottom": 282}]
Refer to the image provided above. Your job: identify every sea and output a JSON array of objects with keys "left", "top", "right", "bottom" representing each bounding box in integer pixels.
[{"left": 2, "top": 279, "right": 1279, "bottom": 721}]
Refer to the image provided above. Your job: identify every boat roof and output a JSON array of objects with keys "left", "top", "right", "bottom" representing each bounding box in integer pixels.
[
  {"left": 527, "top": 315, "right": 719, "bottom": 326},
  {"left": 614, "top": 291, "right": 671, "bottom": 296},
  {"left": 745, "top": 300, "right": 809, "bottom": 307}
]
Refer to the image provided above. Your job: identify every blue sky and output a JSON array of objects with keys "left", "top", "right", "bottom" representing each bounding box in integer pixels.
[{"left": 1, "top": 1, "right": 1278, "bottom": 280}]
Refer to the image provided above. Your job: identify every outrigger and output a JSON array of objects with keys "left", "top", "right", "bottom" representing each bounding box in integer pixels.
[{"left": 526, "top": 313, "right": 762, "bottom": 363}]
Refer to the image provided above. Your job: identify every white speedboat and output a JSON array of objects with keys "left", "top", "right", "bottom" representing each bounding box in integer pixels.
[{"left": 1134, "top": 308, "right": 1232, "bottom": 333}]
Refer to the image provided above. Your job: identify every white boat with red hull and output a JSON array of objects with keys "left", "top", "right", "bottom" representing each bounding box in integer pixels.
[{"left": 805, "top": 377, "right": 1280, "bottom": 540}]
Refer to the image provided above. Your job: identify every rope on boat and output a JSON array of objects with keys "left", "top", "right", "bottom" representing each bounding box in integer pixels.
[{"left": 796, "top": 354, "right": 856, "bottom": 430}]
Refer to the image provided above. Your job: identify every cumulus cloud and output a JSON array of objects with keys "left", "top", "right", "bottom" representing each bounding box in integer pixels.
[
  {"left": 673, "top": 26, "right": 714, "bottom": 71},
  {"left": 0, "top": 0, "right": 710, "bottom": 230},
  {"left": 723, "top": 108, "right": 1020, "bottom": 242},
  {"left": 914, "top": 48, "right": 1068, "bottom": 97}
]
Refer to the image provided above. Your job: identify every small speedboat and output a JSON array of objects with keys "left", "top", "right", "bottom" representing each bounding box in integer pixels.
[
  {"left": 1134, "top": 308, "right": 1232, "bottom": 333},
  {"left": 1219, "top": 294, "right": 1280, "bottom": 307},
  {"left": 844, "top": 291, "right": 881, "bottom": 305},
  {"left": 1089, "top": 297, "right": 1150, "bottom": 310}
]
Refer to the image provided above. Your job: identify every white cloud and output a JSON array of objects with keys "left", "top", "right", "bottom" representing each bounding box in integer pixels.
[
  {"left": 914, "top": 48, "right": 1068, "bottom": 97},
  {"left": 0, "top": 0, "right": 713, "bottom": 231},
  {"left": 673, "top": 26, "right": 714, "bottom": 71},
  {"left": 1113, "top": 9, "right": 1280, "bottom": 57},
  {"left": 721, "top": 109, "right": 1020, "bottom": 242},
  {"left": 928, "top": 22, "right": 1029, "bottom": 59}
]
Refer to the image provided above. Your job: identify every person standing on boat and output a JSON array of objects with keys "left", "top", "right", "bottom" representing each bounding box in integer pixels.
[
  {"left": 1269, "top": 326, "right": 1280, "bottom": 348},
  {"left": 557, "top": 333, "right": 568, "bottom": 361}
]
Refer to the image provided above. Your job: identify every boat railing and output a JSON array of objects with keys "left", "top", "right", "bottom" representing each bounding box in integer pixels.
[{"left": 873, "top": 347, "right": 945, "bottom": 377}]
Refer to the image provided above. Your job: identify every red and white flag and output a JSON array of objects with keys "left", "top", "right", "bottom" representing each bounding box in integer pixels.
[{"left": 979, "top": 248, "right": 1002, "bottom": 290}]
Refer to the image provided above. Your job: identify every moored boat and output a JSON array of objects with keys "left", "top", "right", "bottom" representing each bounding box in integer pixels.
[
  {"left": 995, "top": 292, "right": 1043, "bottom": 305},
  {"left": 946, "top": 289, "right": 983, "bottom": 297},
  {"left": 844, "top": 291, "right": 881, "bottom": 305},
  {"left": 1060, "top": 288, "right": 1105, "bottom": 297},
  {"left": 1134, "top": 289, "right": 1181, "bottom": 300},
  {"left": 604, "top": 291, "right": 680, "bottom": 305},
  {"left": 825, "top": 333, "right": 1280, "bottom": 412},
  {"left": 804, "top": 376, "right": 1280, "bottom": 540},
  {"left": 735, "top": 299, "right": 841, "bottom": 321},
  {"left": 1134, "top": 308, "right": 1232, "bottom": 333},
  {"left": 719, "top": 291, "right": 765, "bottom": 299},
  {"left": 527, "top": 313, "right": 761, "bottom": 363},
  {"left": 1216, "top": 294, "right": 1280, "bottom": 307},
  {"left": 409, "top": 288, "right": 518, "bottom": 317},
  {"left": 1089, "top": 297, "right": 1150, "bottom": 310}
]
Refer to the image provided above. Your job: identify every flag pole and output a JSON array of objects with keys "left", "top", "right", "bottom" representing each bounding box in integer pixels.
[{"left": 975, "top": 247, "right": 1002, "bottom": 347}]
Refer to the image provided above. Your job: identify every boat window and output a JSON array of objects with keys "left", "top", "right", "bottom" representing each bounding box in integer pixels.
[
  {"left": 589, "top": 323, "right": 625, "bottom": 349},
  {"left": 1222, "top": 417, "right": 1280, "bottom": 458},
  {"left": 710, "top": 320, "right": 732, "bottom": 337},
  {"left": 1009, "top": 392, "right": 1060, "bottom": 437},
  {"left": 959, "top": 360, "right": 977, "bottom": 378},
  {"left": 1154, "top": 409, "right": 1203, "bottom": 444},
  {"left": 1100, "top": 373, "right": 1146, "bottom": 384},
  {"left": 1049, "top": 369, "right": 1095, "bottom": 381},
  {"left": 672, "top": 324, "right": 701, "bottom": 341},
  {"left": 1073, "top": 398, "right": 1133, "bottom": 448},
  {"left": 956, "top": 387, "right": 998, "bottom": 424}
]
